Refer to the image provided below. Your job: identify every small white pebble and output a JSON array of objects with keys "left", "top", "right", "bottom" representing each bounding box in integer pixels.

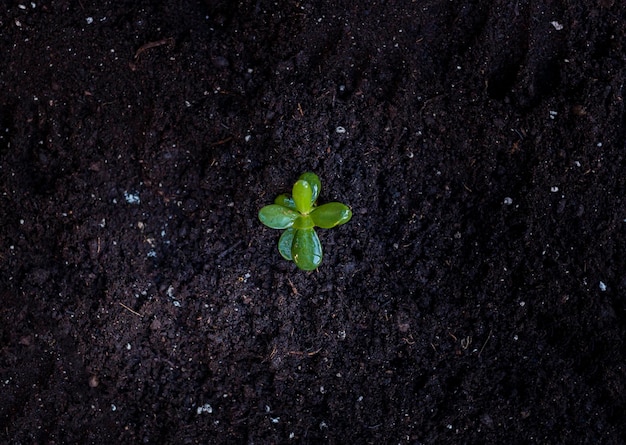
[
  {"left": 335, "top": 126, "right": 346, "bottom": 134},
  {"left": 599, "top": 281, "right": 607, "bottom": 292},
  {"left": 503, "top": 197, "right": 513, "bottom": 205},
  {"left": 550, "top": 21, "right": 563, "bottom": 30},
  {"left": 197, "top": 403, "right": 213, "bottom": 414},
  {"left": 86, "top": 17, "right": 94, "bottom": 24},
  {"left": 551, "top": 186, "right": 559, "bottom": 193},
  {"left": 124, "top": 191, "right": 140, "bottom": 204}
]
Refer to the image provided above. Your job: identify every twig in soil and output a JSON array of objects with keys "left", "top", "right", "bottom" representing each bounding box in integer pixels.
[
  {"left": 118, "top": 302, "right": 143, "bottom": 318},
  {"left": 211, "top": 137, "right": 233, "bottom": 146},
  {"left": 478, "top": 329, "right": 493, "bottom": 357},
  {"left": 288, "top": 348, "right": 322, "bottom": 357},
  {"left": 134, "top": 37, "right": 174, "bottom": 60},
  {"left": 218, "top": 240, "right": 243, "bottom": 259},
  {"left": 129, "top": 37, "right": 174, "bottom": 70},
  {"left": 287, "top": 278, "right": 298, "bottom": 295}
]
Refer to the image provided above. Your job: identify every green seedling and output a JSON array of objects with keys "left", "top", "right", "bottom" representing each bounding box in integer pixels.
[{"left": 258, "top": 172, "right": 352, "bottom": 270}]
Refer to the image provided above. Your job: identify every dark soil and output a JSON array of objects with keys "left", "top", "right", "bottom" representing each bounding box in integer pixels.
[{"left": 2, "top": 0, "right": 626, "bottom": 443}]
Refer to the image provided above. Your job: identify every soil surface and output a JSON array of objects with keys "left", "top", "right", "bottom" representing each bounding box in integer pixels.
[{"left": 2, "top": 1, "right": 626, "bottom": 443}]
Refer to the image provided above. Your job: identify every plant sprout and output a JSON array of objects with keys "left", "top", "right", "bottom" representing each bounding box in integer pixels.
[{"left": 258, "top": 172, "right": 352, "bottom": 270}]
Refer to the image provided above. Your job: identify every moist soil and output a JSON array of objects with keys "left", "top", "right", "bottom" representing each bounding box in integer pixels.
[{"left": 1, "top": 1, "right": 626, "bottom": 444}]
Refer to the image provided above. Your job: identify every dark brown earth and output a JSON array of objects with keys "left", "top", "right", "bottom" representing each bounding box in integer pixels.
[{"left": 2, "top": 0, "right": 626, "bottom": 443}]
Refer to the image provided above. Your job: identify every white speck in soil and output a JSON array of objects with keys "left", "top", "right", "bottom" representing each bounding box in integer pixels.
[
  {"left": 197, "top": 403, "right": 213, "bottom": 414},
  {"left": 124, "top": 191, "right": 140, "bottom": 204},
  {"left": 503, "top": 197, "right": 513, "bottom": 205},
  {"left": 599, "top": 281, "right": 607, "bottom": 292},
  {"left": 550, "top": 21, "right": 563, "bottom": 30}
]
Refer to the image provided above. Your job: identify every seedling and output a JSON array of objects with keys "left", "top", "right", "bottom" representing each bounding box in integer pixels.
[{"left": 258, "top": 172, "right": 352, "bottom": 270}]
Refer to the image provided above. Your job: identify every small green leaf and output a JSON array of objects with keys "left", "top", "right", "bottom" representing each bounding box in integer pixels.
[
  {"left": 258, "top": 204, "right": 299, "bottom": 229},
  {"left": 299, "top": 172, "right": 321, "bottom": 204},
  {"left": 292, "top": 228, "right": 322, "bottom": 270},
  {"left": 292, "top": 179, "right": 313, "bottom": 214},
  {"left": 278, "top": 228, "right": 295, "bottom": 260},
  {"left": 311, "top": 202, "right": 352, "bottom": 228},
  {"left": 274, "top": 194, "right": 296, "bottom": 210},
  {"left": 293, "top": 214, "right": 314, "bottom": 229}
]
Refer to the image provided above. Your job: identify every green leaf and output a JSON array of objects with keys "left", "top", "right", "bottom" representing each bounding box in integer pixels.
[
  {"left": 293, "top": 214, "right": 314, "bottom": 229},
  {"left": 299, "top": 172, "right": 321, "bottom": 205},
  {"left": 274, "top": 194, "right": 296, "bottom": 210},
  {"left": 278, "top": 228, "right": 295, "bottom": 260},
  {"left": 258, "top": 204, "right": 299, "bottom": 229},
  {"left": 292, "top": 228, "right": 322, "bottom": 270},
  {"left": 292, "top": 179, "right": 313, "bottom": 214},
  {"left": 311, "top": 202, "right": 352, "bottom": 228}
]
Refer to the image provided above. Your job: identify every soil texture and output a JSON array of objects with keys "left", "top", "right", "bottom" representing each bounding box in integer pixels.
[{"left": 2, "top": 0, "right": 626, "bottom": 443}]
